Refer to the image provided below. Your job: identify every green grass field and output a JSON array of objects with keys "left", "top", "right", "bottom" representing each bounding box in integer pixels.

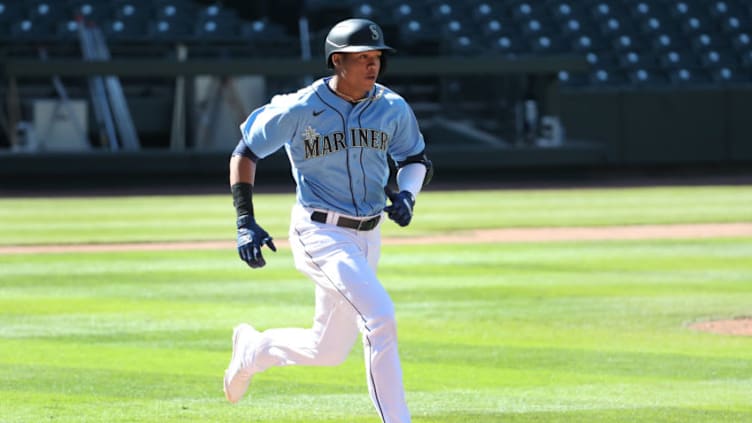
[{"left": 1, "top": 186, "right": 752, "bottom": 422}]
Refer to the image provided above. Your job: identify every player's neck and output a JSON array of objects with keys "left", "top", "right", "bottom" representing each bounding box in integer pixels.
[{"left": 328, "top": 77, "right": 370, "bottom": 103}]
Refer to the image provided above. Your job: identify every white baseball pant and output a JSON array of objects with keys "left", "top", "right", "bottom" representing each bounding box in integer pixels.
[{"left": 245, "top": 204, "right": 410, "bottom": 423}]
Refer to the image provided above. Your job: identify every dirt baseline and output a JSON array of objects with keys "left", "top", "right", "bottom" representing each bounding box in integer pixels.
[
  {"left": 689, "top": 319, "right": 752, "bottom": 336},
  {"left": 2, "top": 222, "right": 752, "bottom": 255}
]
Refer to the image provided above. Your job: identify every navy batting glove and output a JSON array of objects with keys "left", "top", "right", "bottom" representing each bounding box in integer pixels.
[
  {"left": 236, "top": 215, "right": 276, "bottom": 269},
  {"left": 384, "top": 188, "right": 416, "bottom": 227}
]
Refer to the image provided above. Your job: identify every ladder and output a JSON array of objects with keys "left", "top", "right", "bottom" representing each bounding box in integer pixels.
[{"left": 78, "top": 21, "right": 140, "bottom": 150}]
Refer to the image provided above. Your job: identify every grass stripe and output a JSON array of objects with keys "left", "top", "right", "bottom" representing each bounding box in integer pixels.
[{"left": 1, "top": 186, "right": 751, "bottom": 422}]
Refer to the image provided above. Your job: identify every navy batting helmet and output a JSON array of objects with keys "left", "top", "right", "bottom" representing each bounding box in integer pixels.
[{"left": 325, "top": 18, "right": 395, "bottom": 69}]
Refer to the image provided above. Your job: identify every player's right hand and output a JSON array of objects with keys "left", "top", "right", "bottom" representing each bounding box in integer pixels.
[{"left": 236, "top": 215, "right": 276, "bottom": 268}]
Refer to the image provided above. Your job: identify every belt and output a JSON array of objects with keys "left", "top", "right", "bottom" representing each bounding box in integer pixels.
[{"left": 310, "top": 211, "right": 381, "bottom": 231}]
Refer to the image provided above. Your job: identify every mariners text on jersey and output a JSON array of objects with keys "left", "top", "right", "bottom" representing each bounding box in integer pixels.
[
  {"left": 303, "top": 126, "right": 389, "bottom": 159},
  {"left": 239, "top": 77, "right": 425, "bottom": 216}
]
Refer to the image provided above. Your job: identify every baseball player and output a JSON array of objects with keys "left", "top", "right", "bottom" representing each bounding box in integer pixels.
[{"left": 223, "top": 18, "right": 433, "bottom": 423}]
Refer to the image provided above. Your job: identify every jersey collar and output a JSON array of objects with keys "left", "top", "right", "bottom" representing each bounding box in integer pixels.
[{"left": 316, "top": 77, "right": 379, "bottom": 109}]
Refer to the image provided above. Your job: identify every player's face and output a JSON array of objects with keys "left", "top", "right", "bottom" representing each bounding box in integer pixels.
[{"left": 335, "top": 50, "right": 382, "bottom": 94}]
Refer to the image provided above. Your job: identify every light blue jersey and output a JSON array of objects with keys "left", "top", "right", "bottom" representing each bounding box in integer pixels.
[{"left": 240, "top": 77, "right": 425, "bottom": 217}]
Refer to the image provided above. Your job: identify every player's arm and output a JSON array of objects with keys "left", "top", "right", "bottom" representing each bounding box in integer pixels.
[
  {"left": 396, "top": 151, "right": 433, "bottom": 195},
  {"left": 384, "top": 151, "right": 433, "bottom": 227},
  {"left": 230, "top": 141, "right": 276, "bottom": 269},
  {"left": 384, "top": 100, "right": 434, "bottom": 227}
]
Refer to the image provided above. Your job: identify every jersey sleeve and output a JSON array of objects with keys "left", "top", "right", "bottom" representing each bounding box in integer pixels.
[
  {"left": 388, "top": 101, "right": 426, "bottom": 163},
  {"left": 239, "top": 95, "right": 298, "bottom": 159}
]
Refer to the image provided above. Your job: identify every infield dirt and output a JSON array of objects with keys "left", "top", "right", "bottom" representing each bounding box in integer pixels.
[{"left": 2, "top": 222, "right": 752, "bottom": 254}]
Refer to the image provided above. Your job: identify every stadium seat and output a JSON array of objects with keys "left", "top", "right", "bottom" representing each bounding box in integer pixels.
[
  {"left": 154, "top": 1, "right": 195, "bottom": 22},
  {"left": 111, "top": 0, "right": 151, "bottom": 22},
  {"left": 488, "top": 33, "right": 525, "bottom": 57},
  {"left": 680, "top": 15, "right": 714, "bottom": 35},
  {"left": 611, "top": 34, "right": 645, "bottom": 53},
  {"left": 430, "top": 2, "right": 467, "bottom": 23},
  {"left": 351, "top": 2, "right": 385, "bottom": 22},
  {"left": 590, "top": 1, "right": 629, "bottom": 22},
  {"left": 237, "top": 18, "right": 297, "bottom": 57},
  {"left": 240, "top": 18, "right": 288, "bottom": 40},
  {"left": 618, "top": 51, "right": 657, "bottom": 69},
  {"left": 96, "top": 1, "right": 154, "bottom": 43},
  {"left": 709, "top": 66, "right": 749, "bottom": 83},
  {"left": 732, "top": 32, "right": 751, "bottom": 52},
  {"left": 196, "top": 3, "right": 238, "bottom": 23},
  {"left": 192, "top": 4, "right": 246, "bottom": 42},
  {"left": 397, "top": 18, "right": 442, "bottom": 56},
  {"left": 629, "top": 1, "right": 656, "bottom": 18},
  {"left": 627, "top": 68, "right": 669, "bottom": 86},
  {"left": 0, "top": 2, "right": 23, "bottom": 21},
  {"left": 651, "top": 32, "right": 690, "bottom": 53},
  {"left": 439, "top": 18, "right": 470, "bottom": 38},
  {"left": 55, "top": 18, "right": 81, "bottom": 42},
  {"left": 583, "top": 51, "right": 618, "bottom": 69},
  {"left": 589, "top": 68, "right": 628, "bottom": 86},
  {"left": 148, "top": 18, "right": 193, "bottom": 42},
  {"left": 471, "top": 1, "right": 504, "bottom": 22},
  {"left": 446, "top": 33, "right": 484, "bottom": 56},
  {"left": 510, "top": 1, "right": 544, "bottom": 20},
  {"left": 391, "top": 2, "right": 416, "bottom": 23},
  {"left": 0, "top": 3, "right": 21, "bottom": 41},
  {"left": 708, "top": 0, "right": 747, "bottom": 20},
  {"left": 668, "top": 67, "right": 711, "bottom": 85},
  {"left": 720, "top": 15, "right": 751, "bottom": 35},
  {"left": 701, "top": 50, "right": 740, "bottom": 71},
  {"left": 520, "top": 18, "right": 552, "bottom": 38},
  {"left": 530, "top": 34, "right": 568, "bottom": 54},
  {"left": 10, "top": 18, "right": 57, "bottom": 42},
  {"left": 637, "top": 16, "right": 670, "bottom": 35},
  {"left": 548, "top": 1, "right": 579, "bottom": 21},
  {"left": 479, "top": 18, "right": 518, "bottom": 39},
  {"left": 26, "top": 0, "right": 66, "bottom": 22},
  {"left": 557, "top": 69, "right": 590, "bottom": 87},
  {"left": 740, "top": 49, "right": 752, "bottom": 68},
  {"left": 598, "top": 16, "right": 630, "bottom": 37},
  {"left": 690, "top": 32, "right": 730, "bottom": 52},
  {"left": 669, "top": 1, "right": 693, "bottom": 18},
  {"left": 659, "top": 49, "right": 698, "bottom": 69},
  {"left": 560, "top": 18, "right": 582, "bottom": 36},
  {"left": 67, "top": 1, "right": 110, "bottom": 23},
  {"left": 103, "top": 18, "right": 147, "bottom": 42}
]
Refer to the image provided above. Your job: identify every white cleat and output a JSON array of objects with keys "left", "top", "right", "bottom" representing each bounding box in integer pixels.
[{"left": 223, "top": 323, "right": 260, "bottom": 403}]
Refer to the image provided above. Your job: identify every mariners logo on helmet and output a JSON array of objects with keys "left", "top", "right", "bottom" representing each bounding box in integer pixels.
[{"left": 325, "top": 18, "right": 396, "bottom": 69}]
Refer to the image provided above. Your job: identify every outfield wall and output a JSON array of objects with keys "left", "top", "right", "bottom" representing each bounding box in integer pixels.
[{"left": 560, "top": 86, "right": 752, "bottom": 165}]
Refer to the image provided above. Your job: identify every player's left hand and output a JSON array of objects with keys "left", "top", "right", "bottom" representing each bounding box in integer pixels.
[
  {"left": 236, "top": 215, "right": 277, "bottom": 268},
  {"left": 384, "top": 188, "right": 415, "bottom": 227}
]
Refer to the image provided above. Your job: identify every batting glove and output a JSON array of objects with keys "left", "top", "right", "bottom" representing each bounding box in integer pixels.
[
  {"left": 384, "top": 188, "right": 416, "bottom": 227},
  {"left": 236, "top": 215, "right": 276, "bottom": 268}
]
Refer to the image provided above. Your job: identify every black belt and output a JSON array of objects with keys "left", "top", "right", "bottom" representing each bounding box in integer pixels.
[{"left": 311, "top": 211, "right": 381, "bottom": 231}]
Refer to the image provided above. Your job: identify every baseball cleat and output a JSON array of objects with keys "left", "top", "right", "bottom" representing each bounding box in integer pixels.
[{"left": 223, "top": 323, "right": 260, "bottom": 403}]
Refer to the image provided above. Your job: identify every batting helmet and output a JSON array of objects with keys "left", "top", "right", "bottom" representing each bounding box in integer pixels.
[{"left": 325, "top": 18, "right": 395, "bottom": 69}]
